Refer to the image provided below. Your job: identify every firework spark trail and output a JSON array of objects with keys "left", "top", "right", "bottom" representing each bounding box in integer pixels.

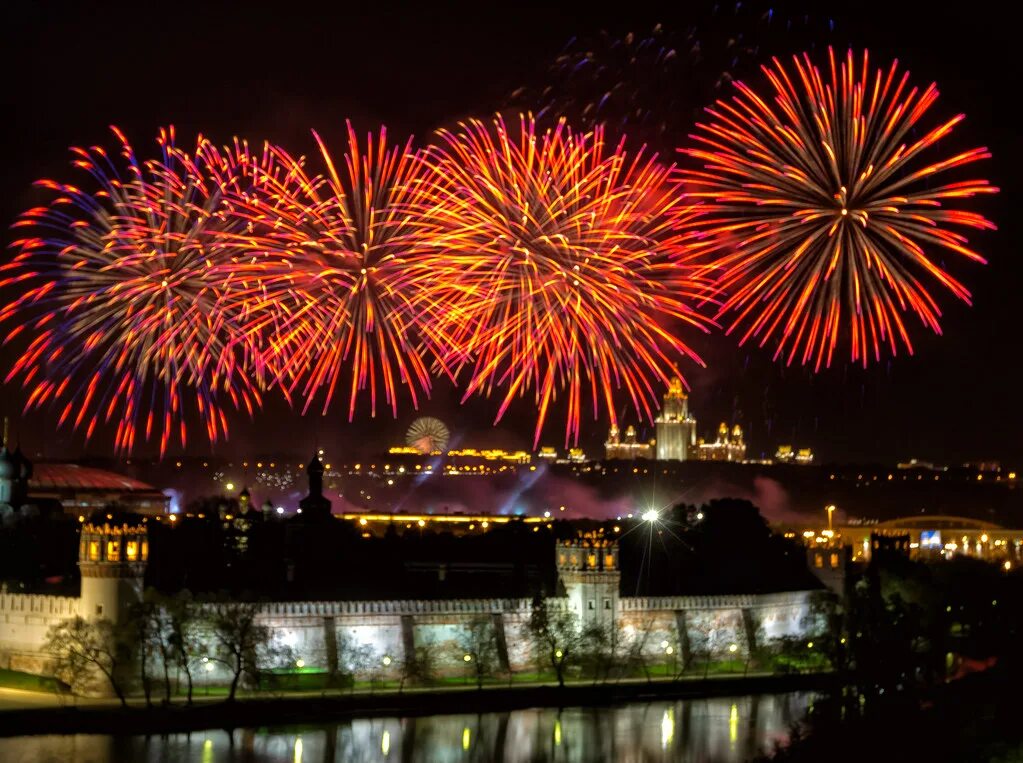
[
  {"left": 0, "top": 126, "right": 290, "bottom": 456},
  {"left": 418, "top": 114, "right": 713, "bottom": 446},
  {"left": 677, "top": 48, "right": 997, "bottom": 369},
  {"left": 507, "top": 9, "right": 836, "bottom": 150},
  {"left": 215, "top": 121, "right": 451, "bottom": 421}
]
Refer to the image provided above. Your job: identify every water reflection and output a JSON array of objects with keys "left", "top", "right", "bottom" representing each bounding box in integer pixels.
[{"left": 0, "top": 691, "right": 811, "bottom": 762}]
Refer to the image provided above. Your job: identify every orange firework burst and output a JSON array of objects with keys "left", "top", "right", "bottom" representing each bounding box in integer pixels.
[
  {"left": 678, "top": 48, "right": 997, "bottom": 368},
  {"left": 0, "top": 126, "right": 291, "bottom": 455},
  {"left": 419, "top": 114, "right": 711, "bottom": 445},
  {"left": 221, "top": 122, "right": 448, "bottom": 419}
]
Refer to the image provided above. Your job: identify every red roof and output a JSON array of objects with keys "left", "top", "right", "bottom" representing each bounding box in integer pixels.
[{"left": 29, "top": 463, "right": 159, "bottom": 492}]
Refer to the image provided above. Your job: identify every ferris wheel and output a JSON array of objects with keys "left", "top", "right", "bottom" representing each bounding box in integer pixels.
[{"left": 406, "top": 417, "right": 450, "bottom": 455}]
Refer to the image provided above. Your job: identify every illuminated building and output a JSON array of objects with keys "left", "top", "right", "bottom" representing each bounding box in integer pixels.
[
  {"left": 775, "top": 445, "right": 815, "bottom": 465},
  {"left": 604, "top": 425, "right": 654, "bottom": 460},
  {"left": 654, "top": 378, "right": 697, "bottom": 461},
  {"left": 694, "top": 423, "right": 746, "bottom": 462},
  {"left": 538, "top": 447, "right": 558, "bottom": 462},
  {"left": 567, "top": 448, "right": 587, "bottom": 464}
]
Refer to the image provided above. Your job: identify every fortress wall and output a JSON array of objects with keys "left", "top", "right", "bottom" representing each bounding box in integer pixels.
[
  {"left": 0, "top": 591, "right": 80, "bottom": 673},
  {"left": 0, "top": 590, "right": 820, "bottom": 679}
]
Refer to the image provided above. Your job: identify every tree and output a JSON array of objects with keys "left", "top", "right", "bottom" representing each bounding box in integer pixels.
[
  {"left": 127, "top": 595, "right": 158, "bottom": 707},
  {"left": 166, "top": 591, "right": 203, "bottom": 704},
  {"left": 623, "top": 617, "right": 658, "bottom": 681},
  {"left": 209, "top": 602, "right": 275, "bottom": 701},
  {"left": 527, "top": 595, "right": 579, "bottom": 687},
  {"left": 44, "top": 617, "right": 130, "bottom": 706},
  {"left": 454, "top": 616, "right": 502, "bottom": 688},
  {"left": 399, "top": 643, "right": 439, "bottom": 691},
  {"left": 335, "top": 630, "right": 377, "bottom": 694}
]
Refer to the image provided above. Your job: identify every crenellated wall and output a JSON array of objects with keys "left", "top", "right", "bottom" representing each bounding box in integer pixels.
[
  {"left": 0, "top": 588, "right": 80, "bottom": 674},
  {"left": 0, "top": 588, "right": 821, "bottom": 679}
]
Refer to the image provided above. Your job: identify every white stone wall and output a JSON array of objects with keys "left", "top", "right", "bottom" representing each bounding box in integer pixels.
[
  {"left": 0, "top": 590, "right": 821, "bottom": 679},
  {"left": 0, "top": 591, "right": 80, "bottom": 674}
]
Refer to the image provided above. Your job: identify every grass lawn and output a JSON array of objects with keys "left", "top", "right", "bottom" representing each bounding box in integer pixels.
[{"left": 0, "top": 668, "right": 63, "bottom": 693}]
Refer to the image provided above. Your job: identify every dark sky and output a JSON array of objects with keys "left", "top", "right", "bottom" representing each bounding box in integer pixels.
[{"left": 1, "top": 0, "right": 1019, "bottom": 467}]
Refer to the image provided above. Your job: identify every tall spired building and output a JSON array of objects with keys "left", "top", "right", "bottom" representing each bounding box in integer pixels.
[{"left": 654, "top": 378, "right": 697, "bottom": 461}]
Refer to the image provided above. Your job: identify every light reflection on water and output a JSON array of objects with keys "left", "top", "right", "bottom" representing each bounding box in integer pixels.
[{"left": 0, "top": 691, "right": 811, "bottom": 762}]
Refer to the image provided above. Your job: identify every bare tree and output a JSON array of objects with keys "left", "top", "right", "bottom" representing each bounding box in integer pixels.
[
  {"left": 624, "top": 617, "right": 657, "bottom": 681},
  {"left": 209, "top": 602, "right": 274, "bottom": 701},
  {"left": 527, "top": 595, "right": 579, "bottom": 687},
  {"left": 44, "top": 617, "right": 130, "bottom": 706},
  {"left": 166, "top": 591, "right": 203, "bottom": 704},
  {"left": 454, "top": 616, "right": 501, "bottom": 688},
  {"left": 399, "top": 643, "right": 439, "bottom": 692},
  {"left": 334, "top": 629, "right": 377, "bottom": 694},
  {"left": 128, "top": 596, "right": 157, "bottom": 707}
]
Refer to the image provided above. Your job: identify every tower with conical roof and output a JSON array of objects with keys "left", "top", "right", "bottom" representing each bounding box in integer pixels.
[{"left": 298, "top": 453, "right": 332, "bottom": 518}]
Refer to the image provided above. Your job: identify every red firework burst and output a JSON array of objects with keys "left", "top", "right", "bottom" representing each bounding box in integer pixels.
[
  {"left": 0, "top": 127, "right": 292, "bottom": 455},
  {"left": 678, "top": 48, "right": 997, "bottom": 368},
  {"left": 418, "top": 114, "right": 711, "bottom": 445}
]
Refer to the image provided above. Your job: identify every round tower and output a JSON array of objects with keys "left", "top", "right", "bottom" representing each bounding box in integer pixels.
[{"left": 78, "top": 523, "right": 147, "bottom": 623}]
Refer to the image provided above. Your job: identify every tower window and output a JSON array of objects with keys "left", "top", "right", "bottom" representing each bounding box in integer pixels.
[
  {"left": 830, "top": 553, "right": 840, "bottom": 568},
  {"left": 95, "top": 605, "right": 103, "bottom": 616},
  {"left": 604, "top": 599, "right": 611, "bottom": 610},
  {"left": 126, "top": 541, "right": 138, "bottom": 561},
  {"left": 588, "top": 601, "right": 595, "bottom": 610},
  {"left": 106, "top": 540, "right": 120, "bottom": 562},
  {"left": 814, "top": 554, "right": 824, "bottom": 568},
  {"left": 88, "top": 541, "right": 100, "bottom": 561}
]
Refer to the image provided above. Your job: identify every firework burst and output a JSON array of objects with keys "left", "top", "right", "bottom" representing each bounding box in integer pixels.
[
  {"left": 220, "top": 122, "right": 448, "bottom": 419},
  {"left": 419, "top": 114, "right": 711, "bottom": 446},
  {"left": 678, "top": 48, "right": 997, "bottom": 368},
  {"left": 0, "top": 126, "right": 292, "bottom": 455}
]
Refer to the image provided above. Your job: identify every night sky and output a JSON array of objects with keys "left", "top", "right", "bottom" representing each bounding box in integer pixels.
[{"left": 1, "top": 0, "right": 1018, "bottom": 467}]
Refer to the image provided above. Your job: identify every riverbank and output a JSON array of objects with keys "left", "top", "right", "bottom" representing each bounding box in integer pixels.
[{"left": 0, "top": 671, "right": 834, "bottom": 737}]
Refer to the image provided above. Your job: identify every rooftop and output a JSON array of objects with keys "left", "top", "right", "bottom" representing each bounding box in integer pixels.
[{"left": 29, "top": 463, "right": 160, "bottom": 493}]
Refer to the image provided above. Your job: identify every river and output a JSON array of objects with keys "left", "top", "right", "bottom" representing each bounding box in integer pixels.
[{"left": 0, "top": 691, "right": 812, "bottom": 762}]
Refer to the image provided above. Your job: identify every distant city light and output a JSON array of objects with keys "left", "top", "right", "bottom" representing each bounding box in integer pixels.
[
  {"left": 225, "top": 482, "right": 235, "bottom": 492},
  {"left": 642, "top": 509, "right": 659, "bottom": 522},
  {"left": 543, "top": 510, "right": 551, "bottom": 518},
  {"left": 276, "top": 507, "right": 285, "bottom": 515}
]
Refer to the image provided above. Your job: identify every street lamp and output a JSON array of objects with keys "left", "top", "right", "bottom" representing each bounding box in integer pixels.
[
  {"left": 826, "top": 505, "right": 836, "bottom": 533},
  {"left": 642, "top": 509, "right": 659, "bottom": 522}
]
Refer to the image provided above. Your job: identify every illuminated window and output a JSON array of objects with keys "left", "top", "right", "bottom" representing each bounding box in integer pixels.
[
  {"left": 126, "top": 541, "right": 138, "bottom": 561},
  {"left": 106, "top": 540, "right": 120, "bottom": 562},
  {"left": 587, "top": 554, "right": 597, "bottom": 569},
  {"left": 830, "top": 553, "right": 840, "bottom": 568},
  {"left": 141, "top": 541, "right": 149, "bottom": 560},
  {"left": 88, "top": 541, "right": 100, "bottom": 561},
  {"left": 814, "top": 553, "right": 824, "bottom": 568},
  {"left": 604, "top": 554, "right": 615, "bottom": 569}
]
